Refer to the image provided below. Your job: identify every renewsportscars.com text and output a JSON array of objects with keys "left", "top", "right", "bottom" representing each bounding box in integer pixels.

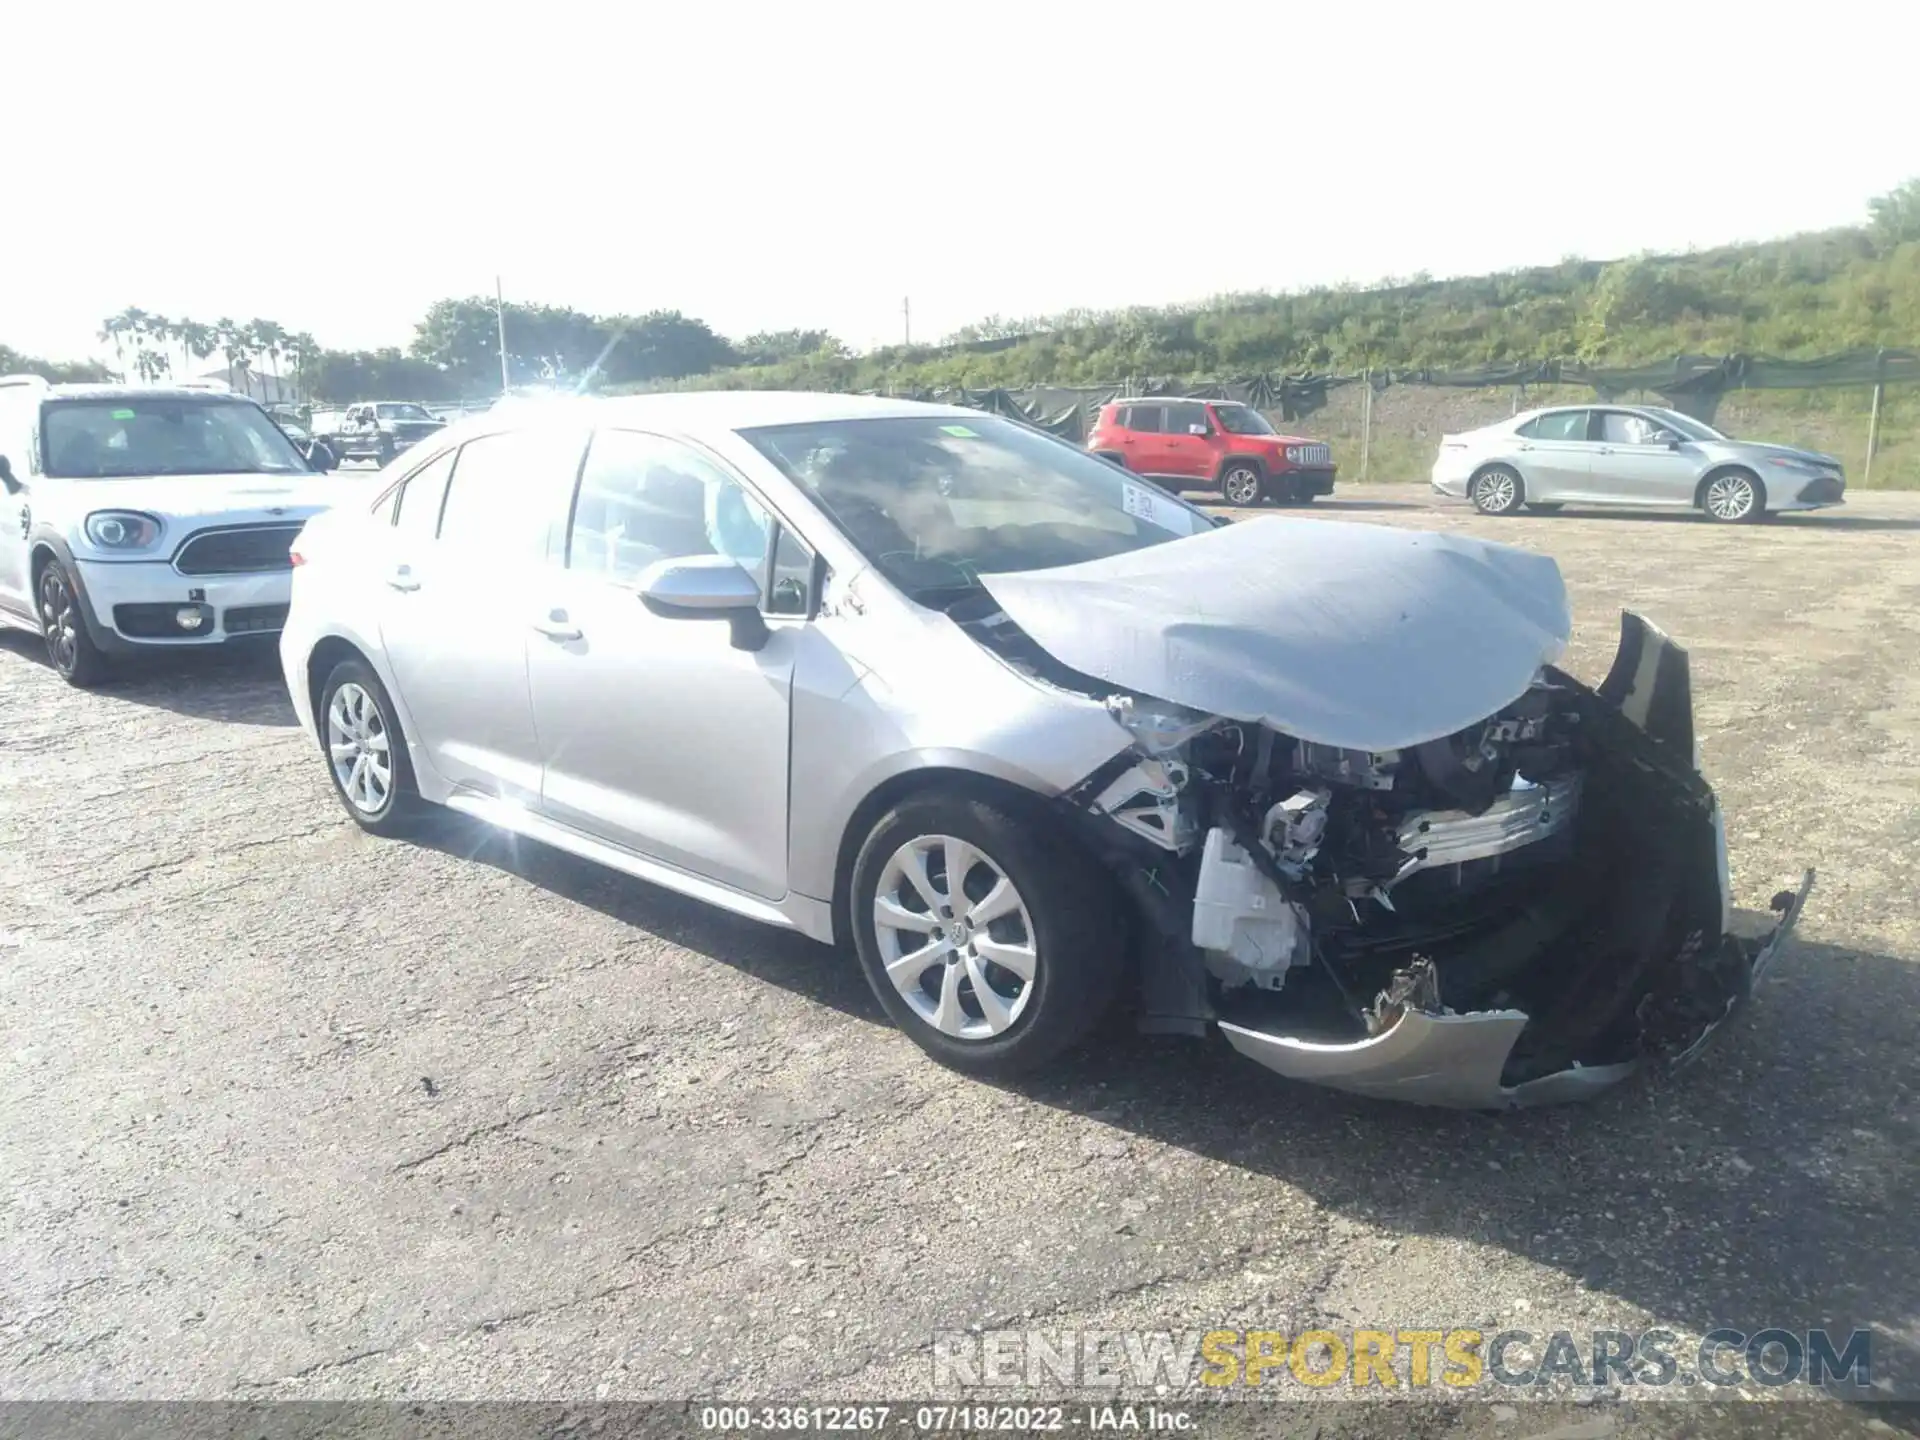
[{"left": 930, "top": 1326, "right": 1873, "bottom": 1391}]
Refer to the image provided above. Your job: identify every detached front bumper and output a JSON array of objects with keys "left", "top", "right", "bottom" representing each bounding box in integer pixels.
[
  {"left": 1210, "top": 612, "right": 1813, "bottom": 1109},
  {"left": 72, "top": 559, "right": 292, "bottom": 652},
  {"left": 1220, "top": 870, "right": 1811, "bottom": 1109}
]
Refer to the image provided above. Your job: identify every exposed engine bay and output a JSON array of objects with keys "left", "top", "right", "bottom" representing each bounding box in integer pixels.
[{"left": 956, "top": 594, "right": 1810, "bottom": 1106}]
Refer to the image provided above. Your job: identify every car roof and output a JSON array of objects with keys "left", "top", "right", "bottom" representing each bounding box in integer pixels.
[
  {"left": 39, "top": 384, "right": 260, "bottom": 403},
  {"left": 1511, "top": 401, "right": 1662, "bottom": 422},
  {"left": 481, "top": 390, "right": 982, "bottom": 434}
]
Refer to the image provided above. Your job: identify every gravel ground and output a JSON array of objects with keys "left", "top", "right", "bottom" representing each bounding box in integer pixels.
[{"left": 3, "top": 487, "right": 1917, "bottom": 1436}]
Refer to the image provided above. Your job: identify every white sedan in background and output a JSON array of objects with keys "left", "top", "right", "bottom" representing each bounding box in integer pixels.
[{"left": 1432, "top": 404, "right": 1846, "bottom": 522}]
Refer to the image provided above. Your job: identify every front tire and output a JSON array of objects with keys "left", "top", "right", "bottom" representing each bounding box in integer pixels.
[
  {"left": 1702, "top": 470, "right": 1764, "bottom": 524},
  {"left": 1470, "top": 465, "right": 1523, "bottom": 515},
  {"left": 850, "top": 791, "right": 1127, "bottom": 1079},
  {"left": 36, "top": 559, "right": 110, "bottom": 688},
  {"left": 1219, "top": 462, "right": 1265, "bottom": 507},
  {"left": 318, "top": 658, "right": 420, "bottom": 835}
]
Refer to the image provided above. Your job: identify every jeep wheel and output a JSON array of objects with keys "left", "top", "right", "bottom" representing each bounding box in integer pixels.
[{"left": 1220, "top": 463, "right": 1265, "bottom": 506}]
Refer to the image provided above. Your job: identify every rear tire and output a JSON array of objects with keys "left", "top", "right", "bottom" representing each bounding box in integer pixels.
[
  {"left": 1470, "top": 465, "right": 1523, "bottom": 515},
  {"left": 318, "top": 658, "right": 421, "bottom": 835},
  {"left": 849, "top": 791, "right": 1127, "bottom": 1079},
  {"left": 1219, "top": 462, "right": 1265, "bottom": 507},
  {"left": 36, "top": 558, "right": 110, "bottom": 688}
]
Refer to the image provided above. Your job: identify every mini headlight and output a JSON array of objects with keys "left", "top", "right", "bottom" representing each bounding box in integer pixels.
[{"left": 84, "top": 511, "right": 163, "bottom": 550}]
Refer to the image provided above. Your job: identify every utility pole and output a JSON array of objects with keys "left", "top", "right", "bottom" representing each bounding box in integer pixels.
[
  {"left": 495, "top": 276, "right": 511, "bottom": 396},
  {"left": 903, "top": 297, "right": 911, "bottom": 347}
]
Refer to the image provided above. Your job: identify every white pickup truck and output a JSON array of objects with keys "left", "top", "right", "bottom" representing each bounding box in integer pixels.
[{"left": 309, "top": 401, "right": 446, "bottom": 467}]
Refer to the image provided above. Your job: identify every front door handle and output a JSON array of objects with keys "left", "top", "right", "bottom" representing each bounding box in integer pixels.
[
  {"left": 531, "top": 609, "right": 582, "bottom": 642},
  {"left": 386, "top": 565, "right": 420, "bottom": 592}
]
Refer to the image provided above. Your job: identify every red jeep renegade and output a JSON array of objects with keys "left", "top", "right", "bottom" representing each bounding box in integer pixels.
[{"left": 1086, "top": 399, "right": 1336, "bottom": 505}]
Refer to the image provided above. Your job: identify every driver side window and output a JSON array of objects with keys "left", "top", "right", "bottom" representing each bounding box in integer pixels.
[{"left": 567, "top": 429, "right": 774, "bottom": 590}]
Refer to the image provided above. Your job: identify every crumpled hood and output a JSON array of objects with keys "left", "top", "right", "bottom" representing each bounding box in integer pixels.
[{"left": 978, "top": 517, "right": 1572, "bottom": 752}]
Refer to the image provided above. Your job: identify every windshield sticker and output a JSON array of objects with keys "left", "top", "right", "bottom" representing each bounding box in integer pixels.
[
  {"left": 1121, "top": 479, "right": 1162, "bottom": 525},
  {"left": 111, "top": 409, "right": 136, "bottom": 420},
  {"left": 938, "top": 424, "right": 978, "bottom": 438}
]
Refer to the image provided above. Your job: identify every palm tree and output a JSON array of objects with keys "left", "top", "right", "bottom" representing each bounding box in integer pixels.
[
  {"left": 214, "top": 318, "right": 253, "bottom": 398},
  {"left": 143, "top": 315, "right": 175, "bottom": 379},
  {"left": 285, "top": 331, "right": 321, "bottom": 402},
  {"left": 250, "top": 319, "right": 288, "bottom": 402},
  {"left": 179, "top": 320, "right": 217, "bottom": 382},
  {"left": 97, "top": 306, "right": 150, "bottom": 378}
]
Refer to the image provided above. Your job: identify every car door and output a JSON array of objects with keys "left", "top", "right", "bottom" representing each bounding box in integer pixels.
[
  {"left": 375, "top": 426, "right": 585, "bottom": 806},
  {"left": 1120, "top": 404, "right": 1169, "bottom": 476},
  {"left": 525, "top": 428, "right": 801, "bottom": 900},
  {"left": 1512, "top": 408, "right": 1597, "bottom": 500},
  {"left": 1158, "top": 401, "right": 1213, "bottom": 485},
  {"left": 1590, "top": 410, "right": 1698, "bottom": 506},
  {"left": 0, "top": 398, "right": 35, "bottom": 619}
]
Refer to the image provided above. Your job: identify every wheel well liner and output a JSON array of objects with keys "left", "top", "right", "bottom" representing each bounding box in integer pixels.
[
  {"left": 305, "top": 635, "right": 373, "bottom": 739},
  {"left": 828, "top": 767, "right": 1060, "bottom": 948},
  {"left": 1213, "top": 453, "right": 1269, "bottom": 481}
]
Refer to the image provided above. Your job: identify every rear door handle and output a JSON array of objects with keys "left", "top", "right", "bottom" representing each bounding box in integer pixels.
[
  {"left": 531, "top": 609, "right": 582, "bottom": 642},
  {"left": 386, "top": 565, "right": 420, "bottom": 592}
]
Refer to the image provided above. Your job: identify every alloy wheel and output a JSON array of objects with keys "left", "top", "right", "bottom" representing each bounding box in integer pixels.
[
  {"left": 1704, "top": 474, "right": 1757, "bottom": 521},
  {"left": 872, "top": 834, "right": 1037, "bottom": 1040},
  {"left": 327, "top": 682, "right": 394, "bottom": 815},
  {"left": 37, "top": 567, "right": 79, "bottom": 675},
  {"left": 1222, "top": 467, "right": 1261, "bottom": 505},
  {"left": 1474, "top": 470, "right": 1518, "bottom": 513}
]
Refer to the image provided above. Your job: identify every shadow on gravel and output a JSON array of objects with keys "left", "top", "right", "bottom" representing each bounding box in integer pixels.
[
  {"left": 1513, "top": 509, "right": 1920, "bottom": 533},
  {"left": 0, "top": 628, "right": 298, "bottom": 726},
  {"left": 1004, "top": 924, "right": 1920, "bottom": 1406},
  {"left": 407, "top": 810, "right": 883, "bottom": 1024}
]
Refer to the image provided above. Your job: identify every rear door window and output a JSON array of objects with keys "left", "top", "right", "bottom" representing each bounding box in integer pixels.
[
  {"left": 1520, "top": 410, "right": 1591, "bottom": 442},
  {"left": 389, "top": 448, "right": 456, "bottom": 535},
  {"left": 437, "top": 428, "right": 586, "bottom": 563},
  {"left": 1124, "top": 405, "right": 1165, "bottom": 433},
  {"left": 1163, "top": 402, "right": 1208, "bottom": 433}
]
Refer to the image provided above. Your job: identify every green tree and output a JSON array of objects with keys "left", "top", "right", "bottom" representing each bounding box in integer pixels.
[{"left": 1868, "top": 177, "right": 1920, "bottom": 249}]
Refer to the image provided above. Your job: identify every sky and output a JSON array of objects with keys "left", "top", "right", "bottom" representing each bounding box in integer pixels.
[{"left": 7, "top": 0, "right": 1918, "bottom": 366}]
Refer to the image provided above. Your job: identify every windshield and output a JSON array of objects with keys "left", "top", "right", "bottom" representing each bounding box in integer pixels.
[
  {"left": 1212, "top": 404, "right": 1276, "bottom": 436},
  {"left": 376, "top": 403, "right": 435, "bottom": 421},
  {"left": 1642, "top": 407, "right": 1726, "bottom": 441},
  {"left": 741, "top": 414, "right": 1215, "bottom": 602},
  {"left": 41, "top": 399, "right": 313, "bottom": 478}
]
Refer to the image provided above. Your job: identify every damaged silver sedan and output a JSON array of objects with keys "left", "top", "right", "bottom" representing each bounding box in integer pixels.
[{"left": 281, "top": 393, "right": 1811, "bottom": 1109}]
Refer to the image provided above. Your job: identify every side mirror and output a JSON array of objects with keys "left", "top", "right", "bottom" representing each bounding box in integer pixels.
[
  {"left": 637, "top": 555, "right": 769, "bottom": 651},
  {"left": 1666, "top": 436, "right": 1685, "bottom": 450},
  {"left": 0, "top": 455, "right": 17, "bottom": 494}
]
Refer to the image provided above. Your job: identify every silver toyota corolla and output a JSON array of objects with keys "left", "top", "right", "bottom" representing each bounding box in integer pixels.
[
  {"left": 1432, "top": 404, "right": 1846, "bottom": 522},
  {"left": 280, "top": 392, "right": 1809, "bottom": 1109}
]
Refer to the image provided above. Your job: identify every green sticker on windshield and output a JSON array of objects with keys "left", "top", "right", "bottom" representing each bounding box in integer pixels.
[
  {"left": 111, "top": 408, "right": 136, "bottom": 420},
  {"left": 939, "top": 423, "right": 978, "bottom": 438}
]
